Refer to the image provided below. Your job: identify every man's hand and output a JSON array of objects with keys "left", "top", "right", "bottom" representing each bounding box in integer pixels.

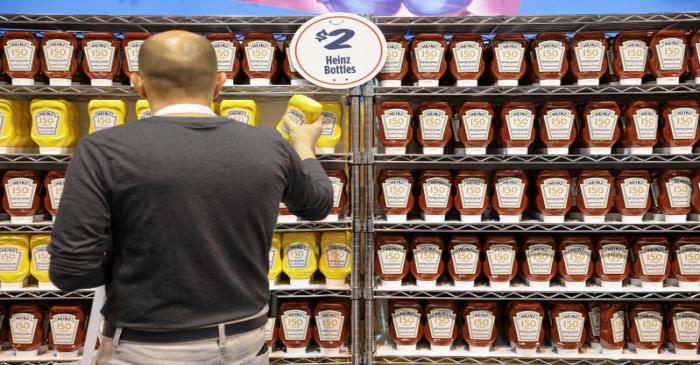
[{"left": 284, "top": 117, "right": 323, "bottom": 160}]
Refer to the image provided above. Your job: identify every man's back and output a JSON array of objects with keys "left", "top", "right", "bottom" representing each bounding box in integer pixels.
[{"left": 49, "top": 116, "right": 332, "bottom": 329}]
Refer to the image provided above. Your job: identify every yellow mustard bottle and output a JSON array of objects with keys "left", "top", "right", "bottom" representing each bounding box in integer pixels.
[
  {"left": 220, "top": 100, "right": 258, "bottom": 126},
  {"left": 30, "top": 99, "right": 79, "bottom": 154},
  {"left": 0, "top": 234, "right": 30, "bottom": 289},
  {"left": 0, "top": 100, "right": 33, "bottom": 153},
  {"left": 276, "top": 95, "right": 323, "bottom": 141},
  {"left": 88, "top": 100, "right": 127, "bottom": 134},
  {"left": 268, "top": 233, "right": 282, "bottom": 285},
  {"left": 135, "top": 99, "right": 152, "bottom": 119},
  {"left": 316, "top": 101, "right": 343, "bottom": 154},
  {"left": 29, "top": 234, "right": 52, "bottom": 288},
  {"left": 319, "top": 231, "right": 352, "bottom": 288},
  {"left": 282, "top": 232, "right": 318, "bottom": 286}
]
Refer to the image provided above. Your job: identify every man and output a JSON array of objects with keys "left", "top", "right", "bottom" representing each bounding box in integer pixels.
[{"left": 48, "top": 30, "right": 333, "bottom": 364}]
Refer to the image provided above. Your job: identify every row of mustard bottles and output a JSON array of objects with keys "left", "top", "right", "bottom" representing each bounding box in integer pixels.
[
  {"left": 0, "top": 235, "right": 52, "bottom": 289},
  {"left": 0, "top": 95, "right": 342, "bottom": 154},
  {"left": 268, "top": 231, "right": 352, "bottom": 288}
]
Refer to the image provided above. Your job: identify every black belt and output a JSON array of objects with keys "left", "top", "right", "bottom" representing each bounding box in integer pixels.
[{"left": 102, "top": 314, "right": 268, "bottom": 343}]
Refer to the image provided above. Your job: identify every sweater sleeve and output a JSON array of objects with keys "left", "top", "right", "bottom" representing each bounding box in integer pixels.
[
  {"left": 281, "top": 143, "right": 334, "bottom": 221},
  {"left": 48, "top": 139, "right": 112, "bottom": 291}
]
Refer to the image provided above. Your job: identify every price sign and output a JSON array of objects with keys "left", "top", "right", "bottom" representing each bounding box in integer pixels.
[{"left": 290, "top": 13, "right": 386, "bottom": 89}]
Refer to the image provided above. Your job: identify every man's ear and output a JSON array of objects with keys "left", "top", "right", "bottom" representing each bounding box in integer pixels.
[
  {"left": 132, "top": 73, "right": 148, "bottom": 99},
  {"left": 213, "top": 72, "right": 227, "bottom": 98}
]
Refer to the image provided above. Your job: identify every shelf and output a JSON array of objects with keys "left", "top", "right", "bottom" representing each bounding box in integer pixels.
[
  {"left": 271, "top": 282, "right": 351, "bottom": 298},
  {"left": 0, "top": 84, "right": 353, "bottom": 101},
  {"left": 271, "top": 349, "right": 351, "bottom": 363},
  {"left": 0, "top": 287, "right": 94, "bottom": 299},
  {"left": 372, "top": 219, "right": 700, "bottom": 233},
  {"left": 370, "top": 83, "right": 700, "bottom": 101},
  {"left": 374, "top": 343, "right": 699, "bottom": 364},
  {"left": 374, "top": 12, "right": 700, "bottom": 33},
  {"left": 0, "top": 14, "right": 313, "bottom": 33},
  {"left": 373, "top": 153, "right": 700, "bottom": 169},
  {"left": 373, "top": 280, "right": 700, "bottom": 301}
]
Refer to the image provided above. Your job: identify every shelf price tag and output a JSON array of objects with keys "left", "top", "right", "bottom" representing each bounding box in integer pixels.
[{"left": 290, "top": 13, "right": 386, "bottom": 89}]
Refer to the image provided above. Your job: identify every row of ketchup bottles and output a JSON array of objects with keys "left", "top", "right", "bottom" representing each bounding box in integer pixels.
[
  {"left": 376, "top": 100, "right": 699, "bottom": 156},
  {"left": 2, "top": 170, "right": 64, "bottom": 224},
  {"left": 378, "top": 169, "right": 700, "bottom": 223},
  {"left": 0, "top": 303, "right": 87, "bottom": 357},
  {"left": 378, "top": 30, "right": 700, "bottom": 87},
  {"left": 267, "top": 299, "right": 350, "bottom": 356},
  {"left": 0, "top": 31, "right": 310, "bottom": 86},
  {"left": 279, "top": 169, "right": 348, "bottom": 222},
  {"left": 387, "top": 300, "right": 700, "bottom": 356},
  {"left": 375, "top": 233, "right": 700, "bottom": 290}
]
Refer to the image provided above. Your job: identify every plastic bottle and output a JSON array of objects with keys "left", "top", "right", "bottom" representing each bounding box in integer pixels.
[
  {"left": 242, "top": 33, "right": 278, "bottom": 86},
  {"left": 325, "top": 169, "right": 348, "bottom": 221},
  {"left": 41, "top": 32, "right": 79, "bottom": 86},
  {"left": 424, "top": 300, "right": 458, "bottom": 352},
  {"left": 268, "top": 233, "right": 282, "bottom": 286},
  {"left": 375, "top": 233, "right": 410, "bottom": 288},
  {"left": 319, "top": 231, "right": 351, "bottom": 288},
  {"left": 276, "top": 95, "right": 323, "bottom": 141},
  {"left": 278, "top": 300, "right": 313, "bottom": 355},
  {"left": 1, "top": 32, "right": 40, "bottom": 85},
  {"left": 87, "top": 100, "right": 126, "bottom": 134},
  {"left": 9, "top": 303, "right": 44, "bottom": 355},
  {"left": 0, "top": 235, "right": 30, "bottom": 289},
  {"left": 2, "top": 170, "right": 41, "bottom": 224},
  {"left": 48, "top": 305, "right": 86, "bottom": 356},
  {"left": 282, "top": 232, "right": 318, "bottom": 286},
  {"left": 313, "top": 299, "right": 350, "bottom": 355},
  {"left": 29, "top": 234, "right": 52, "bottom": 288},
  {"left": 135, "top": 99, "right": 152, "bottom": 120},
  {"left": 316, "top": 102, "right": 343, "bottom": 154},
  {"left": 377, "top": 101, "right": 414, "bottom": 155},
  {"left": 0, "top": 99, "right": 33, "bottom": 153},
  {"left": 219, "top": 100, "right": 258, "bottom": 126},
  {"left": 378, "top": 34, "right": 409, "bottom": 87},
  {"left": 30, "top": 99, "right": 79, "bottom": 154},
  {"left": 81, "top": 32, "right": 119, "bottom": 86},
  {"left": 207, "top": 33, "right": 240, "bottom": 86}
]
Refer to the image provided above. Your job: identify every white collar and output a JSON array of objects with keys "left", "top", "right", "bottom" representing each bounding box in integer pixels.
[{"left": 153, "top": 104, "right": 216, "bottom": 116}]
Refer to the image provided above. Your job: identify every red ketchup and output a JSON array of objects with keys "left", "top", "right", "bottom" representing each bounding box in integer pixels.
[
  {"left": 448, "top": 34, "right": 485, "bottom": 87},
  {"left": 416, "top": 101, "right": 452, "bottom": 155},
  {"left": 571, "top": 32, "right": 608, "bottom": 86},
  {"left": 375, "top": 234, "right": 410, "bottom": 288},
  {"left": 48, "top": 305, "right": 86, "bottom": 355},
  {"left": 531, "top": 33, "right": 570, "bottom": 86},
  {"left": 313, "top": 300, "right": 350, "bottom": 355},
  {"left": 9, "top": 304, "right": 44, "bottom": 355},
  {"left": 378, "top": 170, "right": 414, "bottom": 222},
  {"left": 649, "top": 30, "right": 688, "bottom": 85},
  {"left": 1, "top": 32, "right": 40, "bottom": 85},
  {"left": 207, "top": 33, "right": 240, "bottom": 86},
  {"left": 457, "top": 102, "right": 493, "bottom": 155},
  {"left": 44, "top": 170, "right": 65, "bottom": 221},
  {"left": 418, "top": 170, "right": 453, "bottom": 222},
  {"left": 121, "top": 32, "right": 150, "bottom": 85},
  {"left": 424, "top": 300, "right": 459, "bottom": 352},
  {"left": 41, "top": 32, "right": 79, "bottom": 86},
  {"left": 483, "top": 235, "right": 518, "bottom": 289},
  {"left": 489, "top": 34, "right": 527, "bottom": 86},
  {"left": 454, "top": 170, "right": 489, "bottom": 223},
  {"left": 378, "top": 34, "right": 409, "bottom": 87},
  {"left": 278, "top": 300, "right": 313, "bottom": 356},
  {"left": 389, "top": 300, "right": 424, "bottom": 352},
  {"left": 410, "top": 34, "right": 447, "bottom": 87},
  {"left": 521, "top": 235, "right": 558, "bottom": 288},
  {"left": 81, "top": 33, "right": 119, "bottom": 86},
  {"left": 447, "top": 235, "right": 481, "bottom": 288},
  {"left": 2, "top": 170, "right": 41, "bottom": 224},
  {"left": 377, "top": 101, "right": 414, "bottom": 155},
  {"left": 242, "top": 33, "right": 278, "bottom": 86},
  {"left": 410, "top": 234, "right": 445, "bottom": 288}
]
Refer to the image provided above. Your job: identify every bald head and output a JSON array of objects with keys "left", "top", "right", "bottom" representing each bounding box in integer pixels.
[{"left": 136, "top": 31, "right": 220, "bottom": 105}]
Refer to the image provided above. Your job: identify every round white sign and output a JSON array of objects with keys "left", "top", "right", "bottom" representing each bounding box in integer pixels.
[{"left": 290, "top": 13, "right": 387, "bottom": 89}]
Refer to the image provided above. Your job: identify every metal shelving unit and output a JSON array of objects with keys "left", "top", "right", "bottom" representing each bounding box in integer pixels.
[
  {"left": 0, "top": 13, "right": 363, "bottom": 365},
  {"left": 363, "top": 12, "right": 700, "bottom": 365}
]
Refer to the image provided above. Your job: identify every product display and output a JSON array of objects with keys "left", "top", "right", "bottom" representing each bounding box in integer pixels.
[
  {"left": 87, "top": 100, "right": 127, "bottom": 134},
  {"left": 1, "top": 32, "right": 40, "bottom": 85},
  {"left": 41, "top": 32, "right": 79, "bottom": 86},
  {"left": 81, "top": 33, "right": 119, "bottom": 86},
  {"left": 0, "top": 99, "right": 34, "bottom": 153},
  {"left": 219, "top": 99, "right": 258, "bottom": 126},
  {"left": 30, "top": 99, "right": 80, "bottom": 155},
  {"left": 207, "top": 33, "right": 240, "bottom": 86},
  {"left": 242, "top": 32, "right": 278, "bottom": 86}
]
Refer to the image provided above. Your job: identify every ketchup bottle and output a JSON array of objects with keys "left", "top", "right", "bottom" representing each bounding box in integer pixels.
[
  {"left": 658, "top": 169, "right": 693, "bottom": 222},
  {"left": 489, "top": 34, "right": 527, "bottom": 86},
  {"left": 612, "top": 32, "right": 650, "bottom": 85},
  {"left": 594, "top": 236, "right": 631, "bottom": 288},
  {"left": 507, "top": 301, "right": 545, "bottom": 355},
  {"left": 2, "top": 170, "right": 41, "bottom": 224},
  {"left": 377, "top": 101, "right": 414, "bottom": 155},
  {"left": 410, "top": 34, "right": 447, "bottom": 87},
  {"left": 41, "top": 32, "right": 79, "bottom": 86},
  {"left": 44, "top": 170, "right": 65, "bottom": 221},
  {"left": 242, "top": 33, "right": 278, "bottom": 86},
  {"left": 539, "top": 101, "right": 577, "bottom": 155},
  {"left": 667, "top": 303, "right": 700, "bottom": 355},
  {"left": 492, "top": 170, "right": 528, "bottom": 222},
  {"left": 313, "top": 299, "right": 350, "bottom": 355},
  {"left": 81, "top": 33, "right": 119, "bottom": 86},
  {"left": 48, "top": 305, "right": 86, "bottom": 355},
  {"left": 424, "top": 300, "right": 458, "bottom": 352},
  {"left": 628, "top": 303, "right": 665, "bottom": 355},
  {"left": 535, "top": 170, "right": 572, "bottom": 223},
  {"left": 483, "top": 235, "right": 518, "bottom": 289},
  {"left": 378, "top": 170, "right": 414, "bottom": 222},
  {"left": 121, "top": 32, "right": 150, "bottom": 85},
  {"left": 207, "top": 33, "right": 240, "bottom": 86},
  {"left": 416, "top": 101, "right": 452, "bottom": 155},
  {"left": 576, "top": 170, "right": 614, "bottom": 223},
  {"left": 418, "top": 170, "right": 452, "bottom": 222},
  {"left": 672, "top": 236, "right": 700, "bottom": 289},
  {"left": 549, "top": 302, "right": 588, "bottom": 355},
  {"left": 389, "top": 300, "right": 424, "bottom": 351},
  {"left": 454, "top": 170, "right": 489, "bottom": 223},
  {"left": 448, "top": 34, "right": 485, "bottom": 87},
  {"left": 571, "top": 32, "right": 608, "bottom": 85},
  {"left": 375, "top": 234, "right": 410, "bottom": 288},
  {"left": 558, "top": 237, "right": 594, "bottom": 288},
  {"left": 649, "top": 30, "right": 688, "bottom": 85},
  {"left": 531, "top": 33, "right": 569, "bottom": 86},
  {"left": 1, "top": 32, "right": 40, "bottom": 85},
  {"left": 378, "top": 34, "right": 409, "bottom": 87},
  {"left": 462, "top": 301, "right": 498, "bottom": 353},
  {"left": 283, "top": 35, "right": 307, "bottom": 85},
  {"left": 621, "top": 101, "right": 659, "bottom": 155},
  {"left": 9, "top": 303, "right": 44, "bottom": 355},
  {"left": 615, "top": 170, "right": 652, "bottom": 223},
  {"left": 690, "top": 31, "right": 700, "bottom": 84},
  {"left": 410, "top": 234, "right": 445, "bottom": 288},
  {"left": 581, "top": 101, "right": 621, "bottom": 155},
  {"left": 278, "top": 300, "right": 313, "bottom": 356},
  {"left": 498, "top": 101, "right": 536, "bottom": 155},
  {"left": 326, "top": 169, "right": 348, "bottom": 221},
  {"left": 521, "top": 235, "right": 557, "bottom": 288},
  {"left": 457, "top": 102, "right": 493, "bottom": 154},
  {"left": 660, "top": 100, "right": 700, "bottom": 154},
  {"left": 599, "top": 302, "right": 627, "bottom": 355},
  {"left": 632, "top": 236, "right": 670, "bottom": 288},
  {"left": 447, "top": 235, "right": 481, "bottom": 288}
]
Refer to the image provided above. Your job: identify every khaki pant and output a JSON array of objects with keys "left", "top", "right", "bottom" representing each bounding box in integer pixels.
[{"left": 97, "top": 326, "right": 268, "bottom": 365}]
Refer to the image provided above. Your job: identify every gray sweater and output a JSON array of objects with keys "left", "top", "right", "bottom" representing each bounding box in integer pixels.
[{"left": 49, "top": 116, "right": 333, "bottom": 330}]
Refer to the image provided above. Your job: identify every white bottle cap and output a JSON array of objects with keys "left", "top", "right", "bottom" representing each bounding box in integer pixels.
[
  {"left": 468, "top": 345, "right": 491, "bottom": 354},
  {"left": 599, "top": 280, "right": 623, "bottom": 289},
  {"left": 678, "top": 280, "right": 700, "bottom": 289},
  {"left": 385, "top": 214, "right": 408, "bottom": 222},
  {"left": 527, "top": 280, "right": 551, "bottom": 289},
  {"left": 672, "top": 347, "right": 699, "bottom": 356},
  {"left": 380, "top": 79, "right": 402, "bottom": 87},
  {"left": 14, "top": 349, "right": 39, "bottom": 358},
  {"left": 498, "top": 214, "right": 522, "bottom": 223},
  {"left": 415, "top": 279, "right": 438, "bottom": 289},
  {"left": 539, "top": 79, "right": 561, "bottom": 86},
  {"left": 395, "top": 343, "right": 417, "bottom": 352},
  {"left": 488, "top": 280, "right": 511, "bottom": 289},
  {"left": 290, "top": 79, "right": 310, "bottom": 86},
  {"left": 629, "top": 147, "right": 654, "bottom": 155},
  {"left": 49, "top": 78, "right": 72, "bottom": 86},
  {"left": 563, "top": 280, "right": 587, "bottom": 289},
  {"left": 315, "top": 147, "right": 336, "bottom": 154},
  {"left": 462, "top": 147, "right": 487, "bottom": 155},
  {"left": 384, "top": 147, "right": 406, "bottom": 155},
  {"left": 422, "top": 147, "right": 444, "bottom": 155},
  {"left": 621, "top": 215, "right": 644, "bottom": 223},
  {"left": 583, "top": 215, "right": 606, "bottom": 223},
  {"left": 277, "top": 215, "right": 298, "bottom": 223},
  {"left": 634, "top": 347, "right": 660, "bottom": 355},
  {"left": 656, "top": 77, "right": 679, "bottom": 85},
  {"left": 380, "top": 280, "right": 404, "bottom": 289},
  {"left": 555, "top": 347, "right": 580, "bottom": 355},
  {"left": 577, "top": 78, "right": 599, "bottom": 86},
  {"left": 504, "top": 147, "right": 528, "bottom": 155},
  {"left": 456, "top": 79, "right": 478, "bottom": 87},
  {"left": 664, "top": 214, "right": 688, "bottom": 223},
  {"left": 515, "top": 347, "right": 536, "bottom": 355},
  {"left": 324, "top": 278, "right": 347, "bottom": 288},
  {"left": 542, "top": 215, "right": 565, "bottom": 223},
  {"left": 640, "top": 280, "right": 664, "bottom": 289},
  {"left": 417, "top": 79, "right": 439, "bottom": 87},
  {"left": 544, "top": 147, "right": 569, "bottom": 155},
  {"left": 319, "top": 346, "right": 341, "bottom": 356},
  {"left": 10, "top": 216, "right": 34, "bottom": 224},
  {"left": 460, "top": 214, "right": 482, "bottom": 223},
  {"left": 452, "top": 280, "right": 475, "bottom": 289},
  {"left": 322, "top": 214, "right": 339, "bottom": 222},
  {"left": 587, "top": 147, "right": 612, "bottom": 155},
  {"left": 423, "top": 214, "right": 446, "bottom": 223},
  {"left": 497, "top": 79, "right": 519, "bottom": 86},
  {"left": 285, "top": 346, "right": 308, "bottom": 356},
  {"left": 91, "top": 78, "right": 113, "bottom": 86},
  {"left": 249, "top": 78, "right": 271, "bottom": 86},
  {"left": 11, "top": 78, "right": 35, "bottom": 86},
  {"left": 599, "top": 346, "right": 624, "bottom": 356},
  {"left": 620, "top": 78, "right": 642, "bottom": 85},
  {"left": 289, "top": 278, "right": 311, "bottom": 287},
  {"left": 430, "top": 344, "right": 453, "bottom": 353},
  {"left": 1, "top": 281, "right": 25, "bottom": 290}
]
